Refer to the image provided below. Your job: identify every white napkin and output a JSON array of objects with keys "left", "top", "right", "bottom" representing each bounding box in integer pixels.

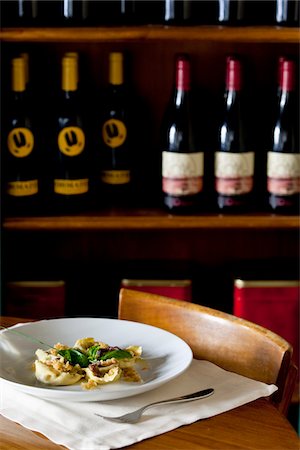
[{"left": 0, "top": 359, "right": 277, "bottom": 450}]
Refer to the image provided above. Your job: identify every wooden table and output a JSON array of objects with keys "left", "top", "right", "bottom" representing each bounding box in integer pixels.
[{"left": 1, "top": 317, "right": 299, "bottom": 450}]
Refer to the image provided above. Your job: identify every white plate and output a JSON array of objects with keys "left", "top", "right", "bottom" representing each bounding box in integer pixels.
[{"left": 0, "top": 317, "right": 193, "bottom": 402}]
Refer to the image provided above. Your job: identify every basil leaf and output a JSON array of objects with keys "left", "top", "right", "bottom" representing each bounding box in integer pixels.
[
  {"left": 58, "top": 349, "right": 89, "bottom": 368},
  {"left": 100, "top": 349, "right": 132, "bottom": 361},
  {"left": 87, "top": 345, "right": 101, "bottom": 361}
]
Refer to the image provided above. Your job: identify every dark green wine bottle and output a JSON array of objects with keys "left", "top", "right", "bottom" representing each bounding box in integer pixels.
[
  {"left": 4, "top": 56, "right": 40, "bottom": 216},
  {"left": 52, "top": 54, "right": 90, "bottom": 213},
  {"left": 97, "top": 52, "right": 133, "bottom": 207}
]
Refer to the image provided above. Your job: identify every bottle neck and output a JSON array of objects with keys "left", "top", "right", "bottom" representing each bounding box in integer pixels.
[
  {"left": 109, "top": 52, "right": 124, "bottom": 86},
  {"left": 63, "top": 0, "right": 74, "bottom": 19},
  {"left": 280, "top": 60, "right": 295, "bottom": 93},
  {"left": 20, "top": 52, "right": 29, "bottom": 88},
  {"left": 175, "top": 56, "right": 190, "bottom": 91},
  {"left": 225, "top": 89, "right": 239, "bottom": 108},
  {"left": 174, "top": 56, "right": 190, "bottom": 106},
  {"left": 12, "top": 57, "right": 26, "bottom": 93},
  {"left": 278, "top": 60, "right": 295, "bottom": 110},
  {"left": 279, "top": 89, "right": 294, "bottom": 112},
  {"left": 62, "top": 56, "right": 77, "bottom": 93},
  {"left": 226, "top": 57, "right": 241, "bottom": 92},
  {"left": 64, "top": 52, "right": 79, "bottom": 87}
]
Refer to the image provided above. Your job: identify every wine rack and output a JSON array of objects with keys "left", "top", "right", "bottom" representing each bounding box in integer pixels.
[{"left": 1, "top": 25, "right": 299, "bottom": 320}]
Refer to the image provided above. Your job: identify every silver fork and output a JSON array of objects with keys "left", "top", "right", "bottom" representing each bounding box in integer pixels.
[{"left": 95, "top": 387, "right": 214, "bottom": 423}]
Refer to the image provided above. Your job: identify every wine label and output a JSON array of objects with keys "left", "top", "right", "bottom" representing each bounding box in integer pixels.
[
  {"left": 7, "top": 128, "right": 34, "bottom": 157},
  {"left": 267, "top": 151, "right": 300, "bottom": 195},
  {"left": 101, "top": 170, "right": 130, "bottom": 185},
  {"left": 162, "top": 151, "right": 204, "bottom": 196},
  {"left": 102, "top": 119, "right": 127, "bottom": 148},
  {"left": 215, "top": 151, "right": 254, "bottom": 195},
  {"left": 58, "top": 126, "right": 85, "bottom": 156},
  {"left": 54, "top": 179, "right": 89, "bottom": 195},
  {"left": 7, "top": 180, "right": 38, "bottom": 197}
]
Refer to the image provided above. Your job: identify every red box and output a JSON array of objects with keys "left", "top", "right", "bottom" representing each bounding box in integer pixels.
[
  {"left": 120, "top": 279, "right": 192, "bottom": 301},
  {"left": 5, "top": 281, "right": 66, "bottom": 320},
  {"left": 234, "top": 279, "right": 299, "bottom": 369}
]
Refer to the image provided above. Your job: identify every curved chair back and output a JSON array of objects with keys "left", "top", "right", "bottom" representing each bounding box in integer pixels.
[{"left": 118, "top": 288, "right": 298, "bottom": 415}]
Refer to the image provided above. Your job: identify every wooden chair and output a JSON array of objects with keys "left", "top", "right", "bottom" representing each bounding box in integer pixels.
[{"left": 118, "top": 288, "right": 298, "bottom": 416}]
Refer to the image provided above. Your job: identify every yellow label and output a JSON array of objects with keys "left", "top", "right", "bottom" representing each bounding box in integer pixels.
[
  {"left": 7, "top": 180, "right": 38, "bottom": 197},
  {"left": 101, "top": 170, "right": 130, "bottom": 184},
  {"left": 54, "top": 179, "right": 89, "bottom": 195},
  {"left": 101, "top": 170, "right": 130, "bottom": 185},
  {"left": 58, "top": 126, "right": 85, "bottom": 156},
  {"left": 8, "top": 128, "right": 34, "bottom": 157},
  {"left": 102, "top": 119, "right": 127, "bottom": 148}
]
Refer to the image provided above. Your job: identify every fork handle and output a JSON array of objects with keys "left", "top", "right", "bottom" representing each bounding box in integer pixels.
[{"left": 143, "top": 388, "right": 214, "bottom": 411}]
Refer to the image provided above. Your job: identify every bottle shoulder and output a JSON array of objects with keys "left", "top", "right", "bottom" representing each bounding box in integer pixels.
[
  {"left": 218, "top": 92, "right": 248, "bottom": 152},
  {"left": 100, "top": 85, "right": 131, "bottom": 119},
  {"left": 57, "top": 93, "right": 84, "bottom": 128},
  {"left": 6, "top": 92, "right": 34, "bottom": 122},
  {"left": 272, "top": 94, "right": 298, "bottom": 153}
]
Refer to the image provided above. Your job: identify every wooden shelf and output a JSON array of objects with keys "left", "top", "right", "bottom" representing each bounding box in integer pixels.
[
  {"left": 3, "top": 211, "right": 299, "bottom": 231},
  {"left": 1, "top": 26, "right": 299, "bottom": 43}
]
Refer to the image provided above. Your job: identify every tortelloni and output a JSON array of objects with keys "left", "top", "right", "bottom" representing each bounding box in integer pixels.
[{"left": 34, "top": 338, "right": 143, "bottom": 390}]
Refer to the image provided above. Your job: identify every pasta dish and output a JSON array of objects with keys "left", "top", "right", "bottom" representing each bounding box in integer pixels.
[{"left": 34, "top": 337, "right": 142, "bottom": 390}]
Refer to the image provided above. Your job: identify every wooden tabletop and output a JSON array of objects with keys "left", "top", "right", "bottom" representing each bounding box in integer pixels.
[{"left": 1, "top": 317, "right": 299, "bottom": 450}]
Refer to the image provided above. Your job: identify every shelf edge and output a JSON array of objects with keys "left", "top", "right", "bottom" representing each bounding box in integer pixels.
[
  {"left": 1, "top": 26, "right": 299, "bottom": 43},
  {"left": 3, "top": 214, "right": 300, "bottom": 231}
]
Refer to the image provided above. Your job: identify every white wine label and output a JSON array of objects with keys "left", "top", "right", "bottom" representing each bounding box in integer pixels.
[
  {"left": 267, "top": 152, "right": 300, "bottom": 195},
  {"left": 215, "top": 151, "right": 254, "bottom": 195},
  {"left": 8, "top": 128, "right": 34, "bottom": 157},
  {"left": 8, "top": 180, "right": 38, "bottom": 196},
  {"left": 101, "top": 170, "right": 130, "bottom": 185},
  {"left": 102, "top": 119, "right": 127, "bottom": 148},
  {"left": 54, "top": 179, "right": 89, "bottom": 195},
  {"left": 162, "top": 151, "right": 204, "bottom": 196},
  {"left": 215, "top": 152, "right": 254, "bottom": 178},
  {"left": 58, "top": 127, "right": 85, "bottom": 156}
]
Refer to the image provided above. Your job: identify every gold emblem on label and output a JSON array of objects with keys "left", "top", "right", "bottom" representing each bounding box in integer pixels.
[
  {"left": 102, "top": 119, "right": 127, "bottom": 148},
  {"left": 58, "top": 126, "right": 85, "bottom": 156},
  {"left": 8, "top": 128, "right": 34, "bottom": 157}
]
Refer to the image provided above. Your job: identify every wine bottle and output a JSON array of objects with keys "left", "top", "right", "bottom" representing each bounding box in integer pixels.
[
  {"left": 267, "top": 59, "right": 299, "bottom": 214},
  {"left": 275, "top": 0, "right": 299, "bottom": 26},
  {"left": 215, "top": 57, "right": 254, "bottom": 212},
  {"left": 190, "top": 1, "right": 216, "bottom": 25},
  {"left": 90, "top": 0, "right": 135, "bottom": 25},
  {"left": 162, "top": 54, "right": 204, "bottom": 213},
  {"left": 52, "top": 55, "right": 89, "bottom": 213},
  {"left": 96, "top": 52, "right": 133, "bottom": 206},
  {"left": 163, "top": 0, "right": 191, "bottom": 25},
  {"left": 58, "top": 0, "right": 89, "bottom": 26},
  {"left": 20, "top": 53, "right": 29, "bottom": 87},
  {"left": 135, "top": 1, "right": 164, "bottom": 24},
  {"left": 4, "top": 57, "right": 40, "bottom": 216},
  {"left": 1, "top": 0, "right": 38, "bottom": 26},
  {"left": 244, "top": 0, "right": 275, "bottom": 25},
  {"left": 64, "top": 52, "right": 79, "bottom": 87},
  {"left": 217, "top": 0, "right": 245, "bottom": 25}
]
